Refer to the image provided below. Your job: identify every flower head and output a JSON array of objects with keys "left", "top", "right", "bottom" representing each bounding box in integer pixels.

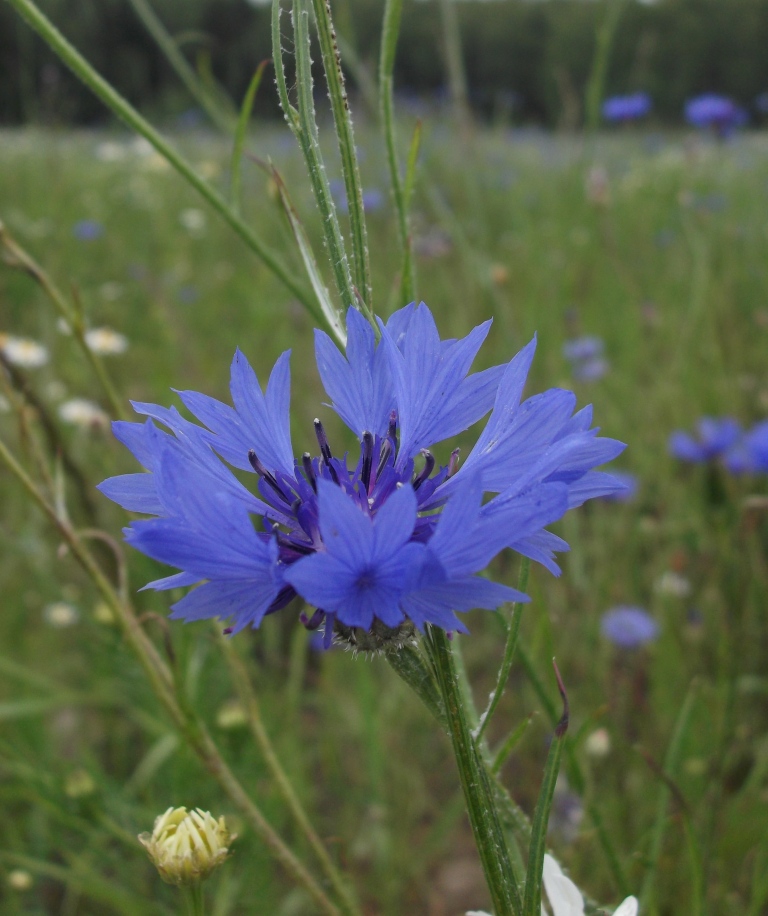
[
  {"left": 99, "top": 303, "right": 625, "bottom": 646},
  {"left": 84, "top": 327, "right": 128, "bottom": 355},
  {"left": 601, "top": 606, "right": 659, "bottom": 649},
  {"left": 684, "top": 94, "right": 747, "bottom": 135},
  {"left": 139, "top": 807, "right": 235, "bottom": 886},
  {"left": 602, "top": 92, "right": 652, "bottom": 123},
  {"left": 668, "top": 417, "right": 741, "bottom": 464},
  {"left": 72, "top": 219, "right": 104, "bottom": 241},
  {"left": 0, "top": 335, "right": 49, "bottom": 368},
  {"left": 543, "top": 854, "right": 637, "bottom": 916}
]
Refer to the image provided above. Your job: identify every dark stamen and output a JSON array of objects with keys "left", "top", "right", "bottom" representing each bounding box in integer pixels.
[
  {"left": 313, "top": 418, "right": 333, "bottom": 464},
  {"left": 360, "top": 431, "right": 374, "bottom": 492},
  {"left": 300, "top": 608, "right": 326, "bottom": 630},
  {"left": 376, "top": 438, "right": 392, "bottom": 480},
  {"left": 248, "top": 449, "right": 286, "bottom": 499},
  {"left": 276, "top": 531, "right": 314, "bottom": 555},
  {"left": 302, "top": 452, "right": 317, "bottom": 492},
  {"left": 413, "top": 449, "right": 436, "bottom": 490},
  {"left": 388, "top": 409, "right": 398, "bottom": 444},
  {"left": 448, "top": 447, "right": 460, "bottom": 478}
]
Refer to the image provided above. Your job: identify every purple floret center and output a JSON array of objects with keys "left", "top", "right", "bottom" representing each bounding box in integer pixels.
[{"left": 248, "top": 413, "right": 454, "bottom": 626}]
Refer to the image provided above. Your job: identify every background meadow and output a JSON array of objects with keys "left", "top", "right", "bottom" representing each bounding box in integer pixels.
[{"left": 2, "top": 6, "right": 768, "bottom": 914}]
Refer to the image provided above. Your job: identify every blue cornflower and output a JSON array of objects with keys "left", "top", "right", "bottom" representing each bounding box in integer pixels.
[
  {"left": 601, "top": 606, "right": 659, "bottom": 649},
  {"left": 602, "top": 92, "right": 652, "bottom": 123},
  {"left": 563, "top": 336, "right": 608, "bottom": 382},
  {"left": 99, "top": 303, "right": 625, "bottom": 646},
  {"left": 668, "top": 417, "right": 741, "bottom": 463},
  {"left": 684, "top": 94, "right": 748, "bottom": 135},
  {"left": 73, "top": 219, "right": 104, "bottom": 241},
  {"left": 724, "top": 420, "right": 768, "bottom": 474}
]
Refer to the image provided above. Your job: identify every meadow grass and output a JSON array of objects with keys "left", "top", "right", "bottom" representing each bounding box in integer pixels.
[{"left": 1, "top": 121, "right": 767, "bottom": 915}]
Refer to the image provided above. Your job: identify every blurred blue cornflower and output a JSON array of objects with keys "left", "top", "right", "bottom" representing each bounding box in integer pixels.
[
  {"left": 73, "top": 219, "right": 104, "bottom": 241},
  {"left": 684, "top": 94, "right": 748, "bottom": 136},
  {"left": 668, "top": 417, "right": 741, "bottom": 463},
  {"left": 724, "top": 420, "right": 768, "bottom": 474},
  {"left": 563, "top": 336, "right": 608, "bottom": 382},
  {"left": 99, "top": 303, "right": 626, "bottom": 645},
  {"left": 602, "top": 92, "right": 652, "bottom": 123},
  {"left": 601, "top": 606, "right": 659, "bottom": 649}
]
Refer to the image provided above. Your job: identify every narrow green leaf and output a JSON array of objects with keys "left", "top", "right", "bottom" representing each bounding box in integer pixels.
[
  {"left": 271, "top": 167, "right": 346, "bottom": 343},
  {"left": 125, "top": 733, "right": 180, "bottom": 795},
  {"left": 476, "top": 557, "right": 530, "bottom": 742},
  {"left": 384, "top": 643, "right": 448, "bottom": 730},
  {"left": 492, "top": 712, "right": 537, "bottom": 775},
  {"left": 523, "top": 661, "right": 569, "bottom": 916},
  {"left": 639, "top": 680, "right": 700, "bottom": 910},
  {"left": 230, "top": 60, "right": 270, "bottom": 214}
]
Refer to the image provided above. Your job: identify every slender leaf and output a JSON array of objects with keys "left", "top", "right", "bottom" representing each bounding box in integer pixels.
[
  {"left": 271, "top": 167, "right": 346, "bottom": 342},
  {"left": 230, "top": 60, "right": 270, "bottom": 214},
  {"left": 476, "top": 558, "right": 530, "bottom": 742},
  {"left": 523, "top": 661, "right": 569, "bottom": 916}
]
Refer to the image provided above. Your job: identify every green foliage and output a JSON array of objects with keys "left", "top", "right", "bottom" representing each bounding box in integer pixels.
[{"left": 1, "top": 122, "right": 768, "bottom": 911}]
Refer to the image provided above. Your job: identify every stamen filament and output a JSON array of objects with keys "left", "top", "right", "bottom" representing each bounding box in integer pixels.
[{"left": 413, "top": 449, "right": 436, "bottom": 490}]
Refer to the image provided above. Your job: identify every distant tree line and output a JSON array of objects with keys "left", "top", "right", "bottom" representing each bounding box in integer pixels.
[{"left": 2, "top": 0, "right": 768, "bottom": 127}]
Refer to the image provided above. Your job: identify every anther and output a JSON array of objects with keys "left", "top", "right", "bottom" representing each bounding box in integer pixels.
[
  {"left": 301, "top": 452, "right": 317, "bottom": 492},
  {"left": 248, "top": 449, "right": 284, "bottom": 498},
  {"left": 313, "top": 418, "right": 333, "bottom": 464},
  {"left": 360, "top": 431, "right": 374, "bottom": 492},
  {"left": 412, "top": 449, "right": 436, "bottom": 490},
  {"left": 448, "top": 447, "right": 460, "bottom": 478},
  {"left": 376, "top": 438, "right": 392, "bottom": 479},
  {"left": 388, "top": 410, "right": 398, "bottom": 444}
]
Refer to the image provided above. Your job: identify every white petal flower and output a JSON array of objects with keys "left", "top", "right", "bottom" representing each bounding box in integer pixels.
[
  {"left": 1, "top": 335, "right": 49, "bottom": 368},
  {"left": 58, "top": 398, "right": 110, "bottom": 429},
  {"left": 542, "top": 854, "right": 639, "bottom": 916},
  {"left": 84, "top": 327, "right": 128, "bottom": 355}
]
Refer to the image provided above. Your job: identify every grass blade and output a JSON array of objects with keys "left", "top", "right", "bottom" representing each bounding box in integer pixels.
[
  {"left": 523, "top": 661, "right": 569, "bottom": 916},
  {"left": 230, "top": 60, "right": 270, "bottom": 215}
]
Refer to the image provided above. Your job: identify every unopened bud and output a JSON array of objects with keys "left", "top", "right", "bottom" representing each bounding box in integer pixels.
[{"left": 139, "top": 807, "right": 236, "bottom": 886}]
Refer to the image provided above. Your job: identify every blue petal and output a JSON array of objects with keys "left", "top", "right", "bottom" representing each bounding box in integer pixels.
[
  {"left": 169, "top": 578, "right": 279, "bottom": 632},
  {"left": 97, "top": 473, "right": 163, "bottom": 514},
  {"left": 378, "top": 303, "right": 503, "bottom": 463},
  {"left": 315, "top": 307, "right": 394, "bottom": 438}
]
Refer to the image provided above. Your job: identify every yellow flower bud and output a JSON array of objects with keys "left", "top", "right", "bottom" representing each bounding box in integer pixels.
[{"left": 138, "top": 807, "right": 236, "bottom": 886}]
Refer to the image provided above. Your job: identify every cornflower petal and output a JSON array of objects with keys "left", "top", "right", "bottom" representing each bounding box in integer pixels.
[
  {"left": 314, "top": 307, "right": 394, "bottom": 438},
  {"left": 175, "top": 350, "right": 294, "bottom": 475},
  {"left": 285, "top": 481, "right": 420, "bottom": 629},
  {"left": 378, "top": 303, "right": 502, "bottom": 463}
]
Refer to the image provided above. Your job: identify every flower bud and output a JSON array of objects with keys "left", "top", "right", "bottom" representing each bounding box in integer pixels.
[{"left": 139, "top": 807, "right": 235, "bottom": 886}]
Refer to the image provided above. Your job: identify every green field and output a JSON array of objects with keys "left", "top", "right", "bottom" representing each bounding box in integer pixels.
[{"left": 1, "top": 122, "right": 767, "bottom": 914}]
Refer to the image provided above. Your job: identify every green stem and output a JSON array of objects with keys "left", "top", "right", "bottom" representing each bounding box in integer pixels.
[
  {"left": 182, "top": 882, "right": 206, "bottom": 916},
  {"left": 438, "top": 0, "right": 471, "bottom": 130},
  {"left": 5, "top": 0, "right": 319, "bottom": 324},
  {"left": 310, "top": 0, "right": 372, "bottom": 311},
  {"left": 272, "top": 0, "right": 358, "bottom": 323},
  {"left": 426, "top": 627, "right": 521, "bottom": 915}
]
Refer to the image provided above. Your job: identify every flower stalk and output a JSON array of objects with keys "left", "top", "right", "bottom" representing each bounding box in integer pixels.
[{"left": 426, "top": 626, "right": 522, "bottom": 915}]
